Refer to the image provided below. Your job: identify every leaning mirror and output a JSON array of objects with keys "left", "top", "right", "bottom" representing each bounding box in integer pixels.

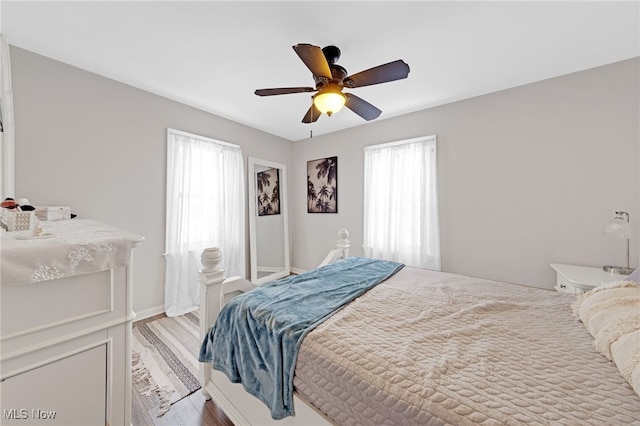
[
  {"left": 248, "top": 157, "right": 290, "bottom": 284},
  {"left": 0, "top": 34, "right": 15, "bottom": 200}
]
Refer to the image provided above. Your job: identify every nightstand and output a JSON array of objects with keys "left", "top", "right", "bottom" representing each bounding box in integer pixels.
[{"left": 550, "top": 263, "right": 629, "bottom": 294}]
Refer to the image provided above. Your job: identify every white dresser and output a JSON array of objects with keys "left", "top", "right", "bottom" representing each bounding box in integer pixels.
[
  {"left": 550, "top": 263, "right": 629, "bottom": 294},
  {"left": 0, "top": 219, "right": 143, "bottom": 425}
]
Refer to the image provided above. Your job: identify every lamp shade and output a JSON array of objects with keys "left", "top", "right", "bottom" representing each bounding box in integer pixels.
[
  {"left": 603, "top": 213, "right": 632, "bottom": 239},
  {"left": 313, "top": 90, "right": 346, "bottom": 116}
]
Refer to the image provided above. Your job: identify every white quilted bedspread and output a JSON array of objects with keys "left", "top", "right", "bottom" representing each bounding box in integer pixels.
[{"left": 293, "top": 267, "right": 640, "bottom": 425}]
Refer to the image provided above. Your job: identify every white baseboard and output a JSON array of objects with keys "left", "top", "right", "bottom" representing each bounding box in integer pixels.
[
  {"left": 133, "top": 305, "right": 165, "bottom": 322},
  {"left": 290, "top": 267, "right": 305, "bottom": 275}
]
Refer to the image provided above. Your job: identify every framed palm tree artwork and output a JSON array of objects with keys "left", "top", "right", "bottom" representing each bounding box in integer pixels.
[
  {"left": 256, "top": 167, "right": 280, "bottom": 216},
  {"left": 307, "top": 156, "right": 338, "bottom": 213}
]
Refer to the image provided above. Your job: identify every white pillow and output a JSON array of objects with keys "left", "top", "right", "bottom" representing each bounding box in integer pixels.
[{"left": 572, "top": 281, "right": 640, "bottom": 397}]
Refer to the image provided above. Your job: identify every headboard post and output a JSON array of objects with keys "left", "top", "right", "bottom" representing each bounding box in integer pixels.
[
  {"left": 319, "top": 229, "right": 351, "bottom": 267},
  {"left": 337, "top": 228, "right": 350, "bottom": 259},
  {"left": 199, "top": 247, "right": 225, "bottom": 396}
]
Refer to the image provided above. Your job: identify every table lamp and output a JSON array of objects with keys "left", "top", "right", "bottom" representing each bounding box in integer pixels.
[{"left": 602, "top": 210, "right": 634, "bottom": 275}]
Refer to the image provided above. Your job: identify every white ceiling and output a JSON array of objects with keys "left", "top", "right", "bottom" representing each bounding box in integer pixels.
[{"left": 2, "top": 1, "right": 639, "bottom": 142}]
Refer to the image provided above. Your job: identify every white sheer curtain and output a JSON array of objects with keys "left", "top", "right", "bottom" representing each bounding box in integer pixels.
[
  {"left": 165, "top": 129, "right": 245, "bottom": 317},
  {"left": 363, "top": 136, "right": 440, "bottom": 270}
]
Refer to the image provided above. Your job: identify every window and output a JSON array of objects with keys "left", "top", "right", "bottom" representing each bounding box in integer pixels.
[
  {"left": 165, "top": 129, "right": 245, "bottom": 317},
  {"left": 363, "top": 136, "right": 440, "bottom": 270}
]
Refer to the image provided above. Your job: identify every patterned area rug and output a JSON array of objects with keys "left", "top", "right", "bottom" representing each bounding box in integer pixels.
[{"left": 132, "top": 311, "right": 201, "bottom": 417}]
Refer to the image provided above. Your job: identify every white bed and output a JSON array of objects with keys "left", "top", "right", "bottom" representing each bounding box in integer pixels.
[{"left": 198, "top": 230, "right": 640, "bottom": 425}]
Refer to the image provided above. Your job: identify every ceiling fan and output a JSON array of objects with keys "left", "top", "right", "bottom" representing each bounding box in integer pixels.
[{"left": 254, "top": 44, "right": 410, "bottom": 123}]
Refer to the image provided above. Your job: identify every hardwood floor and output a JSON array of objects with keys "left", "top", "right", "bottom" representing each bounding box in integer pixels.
[{"left": 131, "top": 314, "right": 234, "bottom": 426}]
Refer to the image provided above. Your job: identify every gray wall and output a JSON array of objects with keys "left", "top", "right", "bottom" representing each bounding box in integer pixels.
[
  {"left": 11, "top": 44, "right": 640, "bottom": 315},
  {"left": 11, "top": 46, "right": 293, "bottom": 316},
  {"left": 291, "top": 58, "right": 640, "bottom": 290}
]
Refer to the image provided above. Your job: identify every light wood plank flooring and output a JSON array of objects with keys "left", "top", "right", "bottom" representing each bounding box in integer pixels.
[{"left": 131, "top": 314, "right": 234, "bottom": 426}]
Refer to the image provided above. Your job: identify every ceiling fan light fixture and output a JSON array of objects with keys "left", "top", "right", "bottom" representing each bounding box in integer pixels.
[{"left": 313, "top": 90, "right": 346, "bottom": 116}]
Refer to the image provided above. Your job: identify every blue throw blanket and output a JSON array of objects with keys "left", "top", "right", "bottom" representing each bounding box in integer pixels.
[{"left": 199, "top": 256, "right": 404, "bottom": 419}]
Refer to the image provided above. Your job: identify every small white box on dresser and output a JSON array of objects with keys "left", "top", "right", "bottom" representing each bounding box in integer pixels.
[
  {"left": 551, "top": 263, "right": 630, "bottom": 294},
  {"left": 35, "top": 206, "right": 71, "bottom": 221}
]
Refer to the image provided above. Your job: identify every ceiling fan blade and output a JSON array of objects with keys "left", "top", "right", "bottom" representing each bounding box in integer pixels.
[
  {"left": 292, "top": 44, "right": 332, "bottom": 79},
  {"left": 255, "top": 87, "right": 316, "bottom": 96},
  {"left": 344, "top": 93, "right": 382, "bottom": 121},
  {"left": 302, "top": 103, "right": 321, "bottom": 123},
  {"left": 343, "top": 60, "right": 410, "bottom": 88}
]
